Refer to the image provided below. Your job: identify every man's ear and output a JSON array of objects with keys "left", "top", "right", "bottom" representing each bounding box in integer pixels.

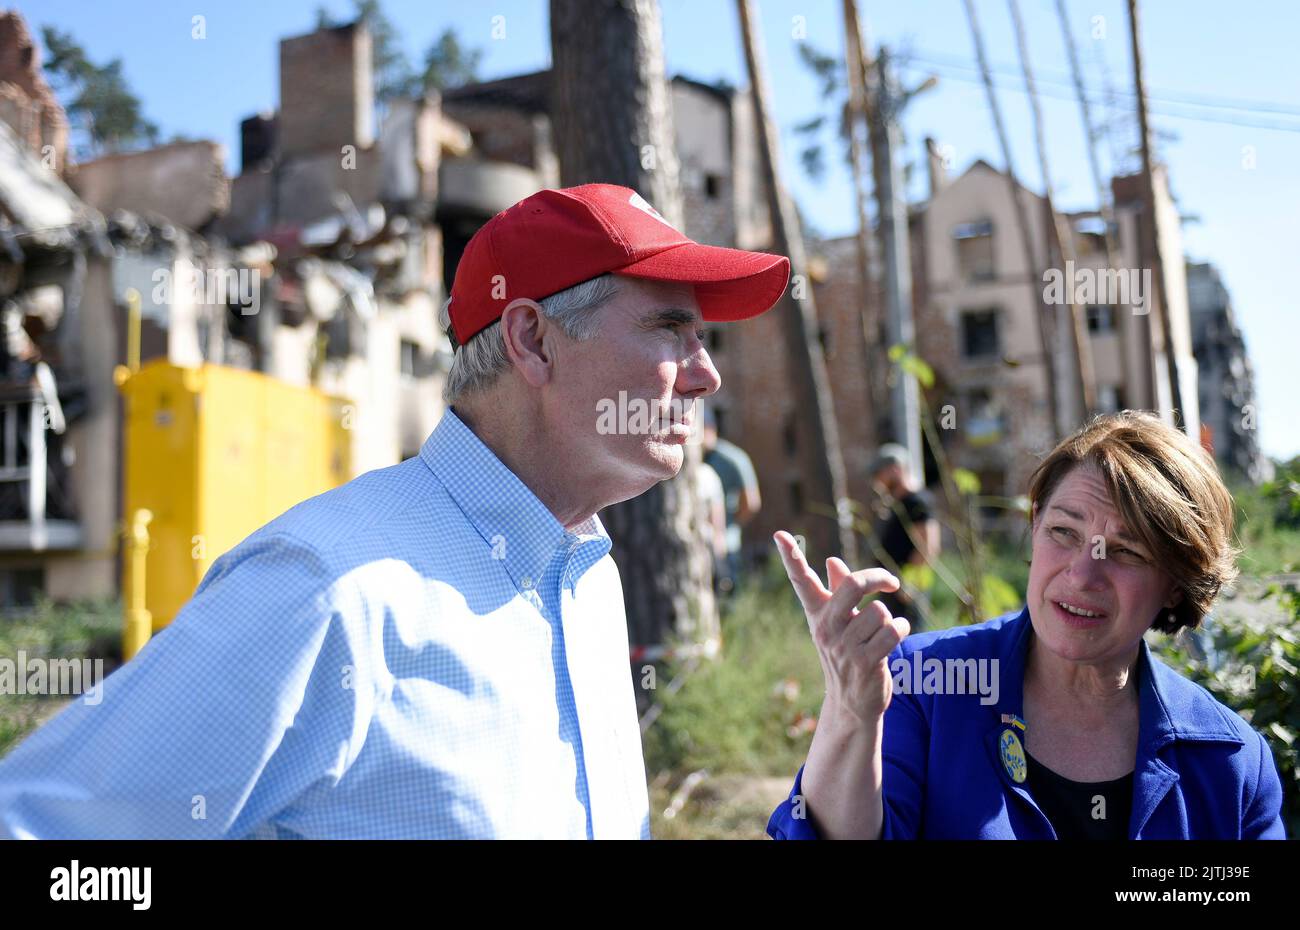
[
  {"left": 1163, "top": 587, "right": 1185, "bottom": 610},
  {"left": 499, "top": 298, "right": 551, "bottom": 389}
]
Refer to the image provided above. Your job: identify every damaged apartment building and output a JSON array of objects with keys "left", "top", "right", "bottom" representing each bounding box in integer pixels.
[
  {"left": 0, "top": 14, "right": 526, "bottom": 607},
  {"left": 806, "top": 144, "right": 1238, "bottom": 541}
]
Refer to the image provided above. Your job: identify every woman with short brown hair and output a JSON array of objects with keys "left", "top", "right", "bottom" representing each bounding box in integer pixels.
[
  {"left": 1027, "top": 410, "right": 1239, "bottom": 635},
  {"left": 768, "top": 411, "right": 1285, "bottom": 839}
]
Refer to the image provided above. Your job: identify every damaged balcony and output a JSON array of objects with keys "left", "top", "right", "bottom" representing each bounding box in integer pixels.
[{"left": 0, "top": 383, "right": 79, "bottom": 551}]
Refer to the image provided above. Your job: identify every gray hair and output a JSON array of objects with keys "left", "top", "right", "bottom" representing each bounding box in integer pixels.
[{"left": 439, "top": 273, "right": 621, "bottom": 404}]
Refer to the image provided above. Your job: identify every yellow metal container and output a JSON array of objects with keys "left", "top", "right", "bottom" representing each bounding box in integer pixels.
[{"left": 118, "top": 360, "right": 352, "bottom": 648}]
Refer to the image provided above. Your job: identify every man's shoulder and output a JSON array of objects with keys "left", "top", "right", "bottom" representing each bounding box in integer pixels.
[
  {"left": 195, "top": 453, "right": 480, "bottom": 608},
  {"left": 903, "top": 488, "right": 935, "bottom": 517},
  {"left": 710, "top": 439, "right": 757, "bottom": 481},
  {"left": 243, "top": 454, "right": 451, "bottom": 560}
]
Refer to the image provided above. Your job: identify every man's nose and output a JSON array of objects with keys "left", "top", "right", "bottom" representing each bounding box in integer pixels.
[{"left": 679, "top": 346, "right": 722, "bottom": 398}]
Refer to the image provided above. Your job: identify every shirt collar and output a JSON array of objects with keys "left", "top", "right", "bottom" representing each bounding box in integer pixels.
[
  {"left": 419, "top": 407, "right": 611, "bottom": 592},
  {"left": 981, "top": 606, "right": 1244, "bottom": 835},
  {"left": 989, "top": 606, "right": 1244, "bottom": 749}
]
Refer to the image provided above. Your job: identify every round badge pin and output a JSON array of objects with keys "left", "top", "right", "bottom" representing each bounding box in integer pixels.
[{"left": 999, "top": 728, "right": 1027, "bottom": 784}]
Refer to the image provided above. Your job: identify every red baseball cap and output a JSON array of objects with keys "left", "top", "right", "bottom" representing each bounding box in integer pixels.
[{"left": 445, "top": 183, "right": 790, "bottom": 347}]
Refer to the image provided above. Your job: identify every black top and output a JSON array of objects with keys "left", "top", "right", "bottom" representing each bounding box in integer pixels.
[
  {"left": 1025, "top": 753, "right": 1135, "bottom": 839},
  {"left": 1024, "top": 658, "right": 1141, "bottom": 839},
  {"left": 879, "top": 489, "right": 933, "bottom": 567}
]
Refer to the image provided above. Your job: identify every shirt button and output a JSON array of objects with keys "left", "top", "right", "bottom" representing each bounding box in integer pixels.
[{"left": 521, "top": 576, "right": 534, "bottom": 590}]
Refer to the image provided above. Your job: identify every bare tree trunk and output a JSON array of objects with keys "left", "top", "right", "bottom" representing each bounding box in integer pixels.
[
  {"left": 1008, "top": 0, "right": 1097, "bottom": 425},
  {"left": 736, "top": 0, "right": 857, "bottom": 564},
  {"left": 840, "top": 0, "right": 887, "bottom": 424},
  {"left": 963, "top": 0, "right": 1062, "bottom": 443},
  {"left": 549, "top": 0, "right": 717, "bottom": 660},
  {"left": 1126, "top": 0, "right": 1185, "bottom": 431}
]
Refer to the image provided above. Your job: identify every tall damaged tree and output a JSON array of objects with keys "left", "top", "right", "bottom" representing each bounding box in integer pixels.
[
  {"left": 549, "top": 0, "right": 717, "bottom": 661},
  {"left": 736, "top": 0, "right": 857, "bottom": 563}
]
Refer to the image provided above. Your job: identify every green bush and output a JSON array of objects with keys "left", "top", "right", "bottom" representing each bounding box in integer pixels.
[
  {"left": 1153, "top": 583, "right": 1300, "bottom": 837},
  {"left": 1260, "top": 455, "right": 1300, "bottom": 531}
]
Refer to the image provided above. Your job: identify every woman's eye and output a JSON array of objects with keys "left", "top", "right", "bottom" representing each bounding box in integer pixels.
[{"left": 1050, "top": 526, "right": 1076, "bottom": 541}]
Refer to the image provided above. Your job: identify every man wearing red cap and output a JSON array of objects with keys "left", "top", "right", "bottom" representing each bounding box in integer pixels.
[{"left": 0, "top": 184, "right": 788, "bottom": 840}]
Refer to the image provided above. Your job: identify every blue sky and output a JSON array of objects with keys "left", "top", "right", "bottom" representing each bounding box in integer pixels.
[{"left": 18, "top": 0, "right": 1299, "bottom": 459}]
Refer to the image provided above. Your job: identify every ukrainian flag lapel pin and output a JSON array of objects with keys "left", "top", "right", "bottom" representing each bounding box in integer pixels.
[{"left": 999, "top": 728, "right": 1027, "bottom": 784}]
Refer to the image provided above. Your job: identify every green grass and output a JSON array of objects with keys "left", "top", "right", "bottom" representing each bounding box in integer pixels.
[
  {"left": 0, "top": 598, "right": 121, "bottom": 757},
  {"left": 640, "top": 541, "right": 1033, "bottom": 785},
  {"left": 642, "top": 562, "right": 823, "bottom": 780},
  {"left": 1231, "top": 479, "right": 1300, "bottom": 577}
]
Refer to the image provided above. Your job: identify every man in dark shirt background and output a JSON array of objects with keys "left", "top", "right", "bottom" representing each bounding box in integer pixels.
[{"left": 869, "top": 444, "right": 939, "bottom": 631}]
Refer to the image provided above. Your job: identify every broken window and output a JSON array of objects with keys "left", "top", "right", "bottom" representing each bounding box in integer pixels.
[
  {"left": 1086, "top": 304, "right": 1116, "bottom": 333},
  {"left": 1072, "top": 215, "right": 1109, "bottom": 257},
  {"left": 788, "top": 480, "right": 804, "bottom": 514},
  {"left": 0, "top": 565, "right": 43, "bottom": 609},
  {"left": 976, "top": 469, "right": 1006, "bottom": 517},
  {"left": 400, "top": 339, "right": 416, "bottom": 378},
  {"left": 960, "top": 308, "right": 1000, "bottom": 359},
  {"left": 965, "top": 386, "right": 1005, "bottom": 447},
  {"left": 953, "top": 219, "right": 995, "bottom": 282},
  {"left": 400, "top": 339, "right": 430, "bottom": 380}
]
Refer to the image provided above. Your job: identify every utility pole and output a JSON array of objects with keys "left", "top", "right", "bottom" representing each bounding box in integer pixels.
[
  {"left": 963, "top": 0, "right": 1062, "bottom": 443},
  {"left": 736, "top": 0, "right": 857, "bottom": 563},
  {"left": 1126, "top": 0, "right": 1186, "bottom": 431},
  {"left": 840, "top": 0, "right": 888, "bottom": 426},
  {"left": 865, "top": 46, "right": 927, "bottom": 486},
  {"left": 1057, "top": 0, "right": 1152, "bottom": 415},
  {"left": 1008, "top": 0, "right": 1096, "bottom": 425}
]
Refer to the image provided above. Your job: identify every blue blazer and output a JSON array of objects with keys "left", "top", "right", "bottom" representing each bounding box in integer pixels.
[{"left": 768, "top": 606, "right": 1286, "bottom": 839}]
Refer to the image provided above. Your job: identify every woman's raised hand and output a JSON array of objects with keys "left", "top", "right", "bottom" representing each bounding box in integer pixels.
[{"left": 774, "top": 530, "right": 910, "bottom": 728}]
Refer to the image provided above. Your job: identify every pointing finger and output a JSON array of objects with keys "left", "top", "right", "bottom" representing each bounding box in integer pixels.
[{"left": 774, "top": 531, "right": 829, "bottom": 613}]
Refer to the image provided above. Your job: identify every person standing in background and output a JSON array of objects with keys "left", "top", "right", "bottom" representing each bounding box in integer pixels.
[
  {"left": 869, "top": 444, "right": 939, "bottom": 631},
  {"left": 701, "top": 406, "right": 761, "bottom": 594}
]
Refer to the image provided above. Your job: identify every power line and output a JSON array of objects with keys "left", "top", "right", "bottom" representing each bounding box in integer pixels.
[
  {"left": 900, "top": 60, "right": 1300, "bottom": 133},
  {"left": 907, "top": 47, "right": 1300, "bottom": 117}
]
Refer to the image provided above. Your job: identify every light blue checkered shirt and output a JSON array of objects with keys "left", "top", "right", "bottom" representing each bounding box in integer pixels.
[{"left": 0, "top": 409, "right": 652, "bottom": 839}]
